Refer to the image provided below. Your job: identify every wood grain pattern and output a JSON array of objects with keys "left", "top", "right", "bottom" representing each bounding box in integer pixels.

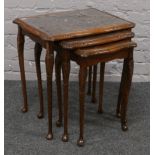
[
  {"left": 13, "top": 8, "right": 136, "bottom": 146},
  {"left": 13, "top": 8, "right": 135, "bottom": 41},
  {"left": 60, "top": 30, "right": 134, "bottom": 49},
  {"left": 74, "top": 40, "right": 137, "bottom": 57},
  {"left": 68, "top": 41, "right": 137, "bottom": 145}
]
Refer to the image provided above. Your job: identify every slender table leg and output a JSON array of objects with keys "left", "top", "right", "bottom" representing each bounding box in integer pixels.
[
  {"left": 55, "top": 51, "right": 63, "bottom": 127},
  {"left": 120, "top": 49, "right": 134, "bottom": 131},
  {"left": 116, "top": 59, "right": 126, "bottom": 118},
  {"left": 17, "top": 26, "right": 28, "bottom": 113},
  {"left": 34, "top": 43, "right": 44, "bottom": 119},
  {"left": 45, "top": 42, "right": 54, "bottom": 140},
  {"left": 98, "top": 62, "right": 105, "bottom": 113},
  {"left": 87, "top": 66, "right": 92, "bottom": 95},
  {"left": 91, "top": 65, "right": 97, "bottom": 103},
  {"left": 62, "top": 51, "right": 70, "bottom": 142},
  {"left": 77, "top": 66, "right": 87, "bottom": 147}
]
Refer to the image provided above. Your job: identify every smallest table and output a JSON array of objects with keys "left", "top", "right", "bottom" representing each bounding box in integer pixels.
[{"left": 13, "top": 8, "right": 135, "bottom": 140}]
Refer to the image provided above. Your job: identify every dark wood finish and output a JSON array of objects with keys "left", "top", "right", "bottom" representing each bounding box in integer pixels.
[
  {"left": 58, "top": 40, "right": 135, "bottom": 146},
  {"left": 34, "top": 43, "right": 44, "bottom": 119},
  {"left": 91, "top": 65, "right": 97, "bottom": 103},
  {"left": 59, "top": 30, "right": 134, "bottom": 110},
  {"left": 16, "top": 27, "right": 55, "bottom": 140},
  {"left": 120, "top": 49, "right": 134, "bottom": 131},
  {"left": 61, "top": 50, "right": 70, "bottom": 142},
  {"left": 59, "top": 40, "right": 136, "bottom": 146},
  {"left": 45, "top": 42, "right": 54, "bottom": 140},
  {"left": 98, "top": 62, "right": 105, "bottom": 113},
  {"left": 17, "top": 26, "right": 28, "bottom": 113},
  {"left": 55, "top": 50, "right": 63, "bottom": 127},
  {"left": 116, "top": 59, "right": 126, "bottom": 118},
  {"left": 87, "top": 66, "right": 92, "bottom": 95},
  {"left": 77, "top": 66, "right": 87, "bottom": 146},
  {"left": 60, "top": 31, "right": 134, "bottom": 107},
  {"left": 74, "top": 40, "right": 134, "bottom": 57},
  {"left": 60, "top": 30, "right": 134, "bottom": 49},
  {"left": 13, "top": 8, "right": 135, "bottom": 41},
  {"left": 13, "top": 8, "right": 136, "bottom": 144}
]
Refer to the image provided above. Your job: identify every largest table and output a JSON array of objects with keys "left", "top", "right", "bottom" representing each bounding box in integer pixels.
[{"left": 13, "top": 8, "right": 135, "bottom": 140}]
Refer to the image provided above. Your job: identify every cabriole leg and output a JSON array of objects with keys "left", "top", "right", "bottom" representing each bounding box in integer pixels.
[
  {"left": 62, "top": 51, "right": 70, "bottom": 142},
  {"left": 34, "top": 42, "right": 44, "bottom": 119},
  {"left": 45, "top": 42, "right": 54, "bottom": 140},
  {"left": 91, "top": 65, "right": 97, "bottom": 103},
  {"left": 77, "top": 66, "right": 87, "bottom": 146},
  {"left": 87, "top": 66, "right": 92, "bottom": 95},
  {"left": 17, "top": 26, "right": 28, "bottom": 113},
  {"left": 120, "top": 49, "right": 134, "bottom": 131},
  {"left": 98, "top": 62, "right": 105, "bottom": 113},
  {"left": 116, "top": 59, "right": 126, "bottom": 118},
  {"left": 55, "top": 52, "right": 63, "bottom": 127}
]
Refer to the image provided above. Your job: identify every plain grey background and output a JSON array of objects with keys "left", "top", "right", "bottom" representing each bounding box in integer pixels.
[
  {"left": 5, "top": 81, "right": 150, "bottom": 155},
  {"left": 4, "top": 0, "right": 150, "bottom": 81}
]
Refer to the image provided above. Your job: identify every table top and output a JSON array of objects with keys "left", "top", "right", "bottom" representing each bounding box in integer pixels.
[{"left": 13, "top": 8, "right": 135, "bottom": 41}]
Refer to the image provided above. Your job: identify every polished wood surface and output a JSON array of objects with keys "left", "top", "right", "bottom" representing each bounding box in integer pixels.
[
  {"left": 17, "top": 26, "right": 28, "bottom": 113},
  {"left": 34, "top": 43, "right": 44, "bottom": 119},
  {"left": 58, "top": 40, "right": 137, "bottom": 146},
  {"left": 75, "top": 47, "right": 135, "bottom": 146},
  {"left": 55, "top": 50, "right": 63, "bottom": 127},
  {"left": 61, "top": 50, "right": 70, "bottom": 142},
  {"left": 91, "top": 65, "right": 97, "bottom": 103},
  {"left": 74, "top": 40, "right": 136, "bottom": 57},
  {"left": 60, "top": 30, "right": 134, "bottom": 107},
  {"left": 14, "top": 8, "right": 136, "bottom": 146},
  {"left": 60, "top": 30, "right": 134, "bottom": 49},
  {"left": 78, "top": 66, "right": 87, "bottom": 146},
  {"left": 45, "top": 42, "right": 54, "bottom": 140},
  {"left": 119, "top": 49, "right": 134, "bottom": 131},
  {"left": 13, "top": 8, "right": 134, "bottom": 41},
  {"left": 87, "top": 66, "right": 92, "bottom": 95},
  {"left": 98, "top": 62, "right": 105, "bottom": 113}
]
